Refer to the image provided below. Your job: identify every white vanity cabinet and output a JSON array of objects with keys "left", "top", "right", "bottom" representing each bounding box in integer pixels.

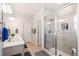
[
  {"left": 2, "top": 34, "right": 25, "bottom": 56},
  {"left": 2, "top": 44, "right": 24, "bottom": 56}
]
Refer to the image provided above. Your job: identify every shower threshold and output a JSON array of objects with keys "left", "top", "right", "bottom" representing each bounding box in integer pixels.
[{"left": 48, "top": 48, "right": 70, "bottom": 56}]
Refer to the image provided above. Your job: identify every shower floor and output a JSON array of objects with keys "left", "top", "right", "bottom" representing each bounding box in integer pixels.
[
  {"left": 48, "top": 48, "right": 69, "bottom": 56},
  {"left": 34, "top": 50, "right": 50, "bottom": 56}
]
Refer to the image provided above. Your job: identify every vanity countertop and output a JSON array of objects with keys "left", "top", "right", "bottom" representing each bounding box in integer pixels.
[{"left": 2, "top": 34, "right": 25, "bottom": 48}]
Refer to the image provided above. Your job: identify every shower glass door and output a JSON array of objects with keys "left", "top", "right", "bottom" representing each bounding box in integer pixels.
[
  {"left": 44, "top": 16, "right": 55, "bottom": 55},
  {"left": 37, "top": 20, "right": 42, "bottom": 46},
  {"left": 44, "top": 4, "right": 77, "bottom": 56},
  {"left": 56, "top": 4, "right": 77, "bottom": 56}
]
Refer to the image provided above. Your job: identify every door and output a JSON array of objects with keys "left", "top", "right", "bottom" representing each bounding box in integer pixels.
[
  {"left": 37, "top": 20, "right": 42, "bottom": 46},
  {"left": 44, "top": 16, "right": 55, "bottom": 55},
  {"left": 56, "top": 4, "right": 77, "bottom": 56}
]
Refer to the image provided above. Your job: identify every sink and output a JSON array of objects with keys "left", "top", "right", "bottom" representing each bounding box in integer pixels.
[{"left": 2, "top": 34, "right": 25, "bottom": 48}]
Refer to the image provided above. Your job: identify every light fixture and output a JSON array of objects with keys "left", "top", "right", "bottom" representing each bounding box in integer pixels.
[
  {"left": 57, "top": 19, "right": 66, "bottom": 22},
  {"left": 2, "top": 3, "right": 12, "bottom": 14},
  {"left": 7, "top": 5, "right": 12, "bottom": 14},
  {"left": 2, "top": 4, "right": 7, "bottom": 13},
  {"left": 9, "top": 17, "right": 15, "bottom": 21}
]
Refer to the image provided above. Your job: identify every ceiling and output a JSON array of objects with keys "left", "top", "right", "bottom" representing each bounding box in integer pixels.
[{"left": 10, "top": 3, "right": 70, "bottom": 16}]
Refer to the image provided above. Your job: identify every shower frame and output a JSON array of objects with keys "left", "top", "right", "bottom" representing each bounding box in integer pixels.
[{"left": 44, "top": 4, "right": 77, "bottom": 56}]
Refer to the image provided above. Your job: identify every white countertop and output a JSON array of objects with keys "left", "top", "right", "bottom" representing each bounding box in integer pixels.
[{"left": 2, "top": 34, "right": 25, "bottom": 48}]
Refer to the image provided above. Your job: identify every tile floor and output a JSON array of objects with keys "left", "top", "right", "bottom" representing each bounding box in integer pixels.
[{"left": 24, "top": 42, "right": 42, "bottom": 56}]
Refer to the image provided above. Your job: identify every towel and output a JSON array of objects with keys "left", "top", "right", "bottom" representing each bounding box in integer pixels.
[{"left": 2, "top": 27, "right": 8, "bottom": 42}]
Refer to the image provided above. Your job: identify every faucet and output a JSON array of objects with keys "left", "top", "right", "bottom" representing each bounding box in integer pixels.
[
  {"left": 8, "top": 36, "right": 11, "bottom": 42},
  {"left": 8, "top": 37, "right": 10, "bottom": 42}
]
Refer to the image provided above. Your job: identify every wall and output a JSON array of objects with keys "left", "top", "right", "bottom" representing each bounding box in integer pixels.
[
  {"left": 32, "top": 8, "right": 55, "bottom": 49},
  {"left": 23, "top": 16, "right": 32, "bottom": 42},
  {"left": 32, "top": 9, "right": 43, "bottom": 45},
  {"left": 3, "top": 14, "right": 23, "bottom": 38},
  {"left": 3, "top": 14, "right": 32, "bottom": 42},
  {"left": 15, "top": 15, "right": 32, "bottom": 42},
  {"left": 3, "top": 14, "right": 17, "bottom": 34},
  {"left": 32, "top": 8, "right": 44, "bottom": 48},
  {"left": 0, "top": 4, "right": 2, "bottom": 56},
  {"left": 76, "top": 4, "right": 79, "bottom": 56}
]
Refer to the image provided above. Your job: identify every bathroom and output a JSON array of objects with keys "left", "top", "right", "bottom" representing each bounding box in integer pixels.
[{"left": 0, "top": 3, "right": 79, "bottom": 56}]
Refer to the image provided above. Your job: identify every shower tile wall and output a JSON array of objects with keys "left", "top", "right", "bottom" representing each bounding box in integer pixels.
[
  {"left": 45, "top": 22, "right": 55, "bottom": 49},
  {"left": 44, "top": 15, "right": 55, "bottom": 49},
  {"left": 57, "top": 4, "right": 77, "bottom": 55}
]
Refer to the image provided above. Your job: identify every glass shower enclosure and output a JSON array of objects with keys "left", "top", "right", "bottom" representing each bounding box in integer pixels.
[
  {"left": 44, "top": 4, "right": 77, "bottom": 56},
  {"left": 44, "top": 16, "right": 55, "bottom": 55}
]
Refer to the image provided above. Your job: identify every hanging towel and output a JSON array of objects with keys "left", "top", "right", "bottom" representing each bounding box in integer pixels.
[{"left": 2, "top": 27, "right": 8, "bottom": 42}]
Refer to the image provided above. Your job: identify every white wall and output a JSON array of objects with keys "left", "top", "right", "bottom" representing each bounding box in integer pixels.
[
  {"left": 32, "top": 9, "right": 43, "bottom": 45},
  {"left": 32, "top": 8, "right": 55, "bottom": 49},
  {"left": 3, "top": 14, "right": 24, "bottom": 38},
  {"left": 13, "top": 15, "right": 32, "bottom": 42},
  {"left": 14, "top": 16, "right": 24, "bottom": 38},
  {"left": 32, "top": 8, "right": 45, "bottom": 48},
  {"left": 15, "top": 15, "right": 32, "bottom": 42},
  {"left": 3, "top": 14, "right": 32, "bottom": 43},
  {"left": 76, "top": 4, "right": 79, "bottom": 56},
  {"left": 23, "top": 16, "right": 32, "bottom": 42},
  {"left": 3, "top": 14, "right": 18, "bottom": 34},
  {"left": 0, "top": 4, "right": 2, "bottom": 56}
]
